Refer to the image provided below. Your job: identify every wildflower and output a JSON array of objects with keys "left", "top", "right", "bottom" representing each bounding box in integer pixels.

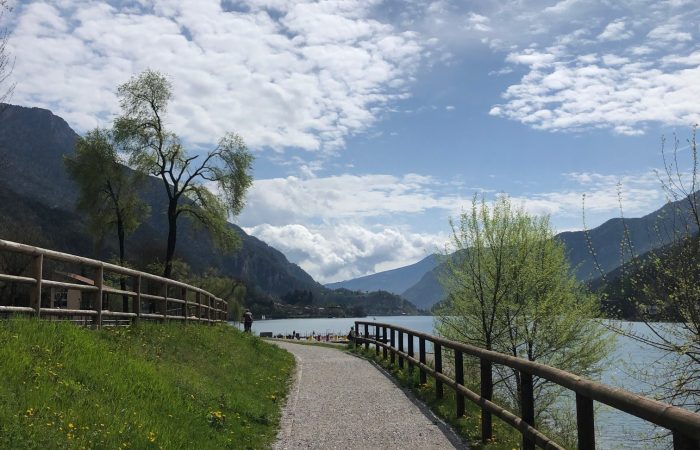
[
  {"left": 209, "top": 410, "right": 225, "bottom": 428},
  {"left": 147, "top": 431, "right": 157, "bottom": 443}
]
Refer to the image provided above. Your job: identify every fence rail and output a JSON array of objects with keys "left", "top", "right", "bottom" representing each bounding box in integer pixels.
[
  {"left": 0, "top": 239, "right": 228, "bottom": 326},
  {"left": 355, "top": 321, "right": 700, "bottom": 450}
]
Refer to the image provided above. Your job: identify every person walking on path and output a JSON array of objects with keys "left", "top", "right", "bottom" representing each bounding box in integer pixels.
[{"left": 243, "top": 309, "right": 253, "bottom": 333}]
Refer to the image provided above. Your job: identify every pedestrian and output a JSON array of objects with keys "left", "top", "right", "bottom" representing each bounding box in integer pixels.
[{"left": 243, "top": 309, "right": 253, "bottom": 333}]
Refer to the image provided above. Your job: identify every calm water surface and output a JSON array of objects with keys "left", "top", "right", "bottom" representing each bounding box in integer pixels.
[{"left": 236, "top": 316, "right": 676, "bottom": 449}]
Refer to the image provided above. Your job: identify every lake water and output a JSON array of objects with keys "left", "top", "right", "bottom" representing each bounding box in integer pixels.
[{"left": 237, "top": 316, "right": 678, "bottom": 449}]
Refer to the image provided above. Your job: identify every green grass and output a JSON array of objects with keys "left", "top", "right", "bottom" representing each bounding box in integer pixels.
[
  {"left": 0, "top": 318, "right": 295, "bottom": 449},
  {"left": 352, "top": 345, "right": 523, "bottom": 450}
]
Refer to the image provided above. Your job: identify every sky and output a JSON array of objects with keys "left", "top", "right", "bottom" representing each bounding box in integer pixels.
[{"left": 4, "top": 0, "right": 700, "bottom": 283}]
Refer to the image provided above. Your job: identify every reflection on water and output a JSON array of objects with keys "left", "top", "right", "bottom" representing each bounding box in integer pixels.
[{"left": 235, "top": 316, "right": 680, "bottom": 449}]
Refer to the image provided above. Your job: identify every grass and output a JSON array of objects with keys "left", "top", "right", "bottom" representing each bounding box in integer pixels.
[
  {"left": 351, "top": 345, "right": 523, "bottom": 450},
  {"left": 0, "top": 318, "right": 295, "bottom": 449}
]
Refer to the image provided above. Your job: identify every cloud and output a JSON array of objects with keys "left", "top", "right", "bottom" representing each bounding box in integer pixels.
[
  {"left": 244, "top": 222, "right": 445, "bottom": 283},
  {"left": 489, "top": 5, "right": 700, "bottom": 136},
  {"left": 598, "top": 19, "right": 633, "bottom": 41},
  {"left": 235, "top": 171, "right": 466, "bottom": 282},
  {"left": 237, "top": 168, "right": 667, "bottom": 282},
  {"left": 465, "top": 12, "right": 491, "bottom": 33},
  {"left": 8, "top": 0, "right": 423, "bottom": 152},
  {"left": 511, "top": 171, "right": 665, "bottom": 224},
  {"left": 238, "top": 172, "right": 463, "bottom": 226},
  {"left": 647, "top": 19, "right": 693, "bottom": 43}
]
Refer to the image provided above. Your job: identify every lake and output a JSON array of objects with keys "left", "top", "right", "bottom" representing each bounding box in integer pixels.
[{"left": 236, "top": 316, "right": 677, "bottom": 449}]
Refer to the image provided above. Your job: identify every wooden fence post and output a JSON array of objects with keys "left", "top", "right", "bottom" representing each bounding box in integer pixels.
[
  {"left": 195, "top": 292, "right": 201, "bottom": 321},
  {"left": 419, "top": 337, "right": 426, "bottom": 385},
  {"left": 673, "top": 431, "right": 697, "bottom": 450},
  {"left": 435, "top": 343, "right": 443, "bottom": 399},
  {"left": 32, "top": 254, "right": 43, "bottom": 317},
  {"left": 407, "top": 332, "right": 414, "bottom": 374},
  {"left": 134, "top": 274, "right": 141, "bottom": 323},
  {"left": 162, "top": 282, "right": 168, "bottom": 321},
  {"left": 481, "top": 359, "right": 493, "bottom": 443},
  {"left": 364, "top": 323, "right": 369, "bottom": 351},
  {"left": 94, "top": 265, "right": 103, "bottom": 329},
  {"left": 354, "top": 321, "right": 359, "bottom": 348},
  {"left": 390, "top": 328, "right": 395, "bottom": 365},
  {"left": 576, "top": 393, "right": 595, "bottom": 450},
  {"left": 382, "top": 326, "right": 388, "bottom": 360},
  {"left": 375, "top": 325, "right": 380, "bottom": 356},
  {"left": 521, "top": 371, "right": 536, "bottom": 450},
  {"left": 398, "top": 331, "right": 404, "bottom": 369},
  {"left": 207, "top": 295, "right": 212, "bottom": 323},
  {"left": 455, "top": 350, "right": 465, "bottom": 417},
  {"left": 181, "top": 287, "right": 188, "bottom": 323}
]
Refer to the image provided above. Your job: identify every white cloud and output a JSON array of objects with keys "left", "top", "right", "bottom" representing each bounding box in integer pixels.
[
  {"left": 244, "top": 222, "right": 445, "bottom": 283},
  {"left": 235, "top": 171, "right": 466, "bottom": 282},
  {"left": 513, "top": 171, "right": 664, "bottom": 220},
  {"left": 465, "top": 12, "right": 491, "bottom": 33},
  {"left": 505, "top": 49, "right": 556, "bottom": 67},
  {"left": 8, "top": 0, "right": 423, "bottom": 152},
  {"left": 647, "top": 19, "right": 693, "bottom": 43},
  {"left": 489, "top": 5, "right": 700, "bottom": 136},
  {"left": 598, "top": 19, "right": 633, "bottom": 41},
  {"left": 236, "top": 168, "right": 669, "bottom": 282},
  {"left": 491, "top": 53, "right": 700, "bottom": 134},
  {"left": 543, "top": 0, "right": 582, "bottom": 15},
  {"left": 239, "top": 173, "right": 463, "bottom": 226}
]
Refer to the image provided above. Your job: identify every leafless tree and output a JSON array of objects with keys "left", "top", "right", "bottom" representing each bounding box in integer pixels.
[{"left": 0, "top": 0, "right": 14, "bottom": 108}]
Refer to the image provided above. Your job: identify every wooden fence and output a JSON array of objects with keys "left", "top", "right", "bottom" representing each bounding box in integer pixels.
[
  {"left": 0, "top": 239, "right": 228, "bottom": 326},
  {"left": 355, "top": 320, "right": 700, "bottom": 450}
]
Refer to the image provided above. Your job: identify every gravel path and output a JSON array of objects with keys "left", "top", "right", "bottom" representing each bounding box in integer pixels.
[{"left": 272, "top": 341, "right": 467, "bottom": 450}]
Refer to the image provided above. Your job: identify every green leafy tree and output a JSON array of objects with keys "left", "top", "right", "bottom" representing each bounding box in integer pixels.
[
  {"left": 190, "top": 270, "right": 246, "bottom": 322},
  {"left": 64, "top": 129, "right": 147, "bottom": 264},
  {"left": 64, "top": 128, "right": 148, "bottom": 309},
  {"left": 114, "top": 70, "right": 254, "bottom": 278},
  {"left": 436, "top": 195, "right": 612, "bottom": 429}
]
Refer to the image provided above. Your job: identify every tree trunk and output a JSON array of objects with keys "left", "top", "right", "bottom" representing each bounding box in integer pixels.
[{"left": 163, "top": 201, "right": 178, "bottom": 279}]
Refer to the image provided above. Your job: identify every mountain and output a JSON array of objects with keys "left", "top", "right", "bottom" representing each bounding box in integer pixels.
[
  {"left": 401, "top": 195, "right": 699, "bottom": 310},
  {"left": 0, "top": 104, "right": 320, "bottom": 297},
  {"left": 401, "top": 265, "right": 444, "bottom": 310},
  {"left": 325, "top": 253, "right": 440, "bottom": 294},
  {"left": 0, "top": 104, "right": 417, "bottom": 316},
  {"left": 591, "top": 232, "right": 700, "bottom": 320}
]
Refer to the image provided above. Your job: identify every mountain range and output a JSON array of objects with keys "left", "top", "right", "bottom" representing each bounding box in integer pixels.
[
  {"left": 330, "top": 192, "right": 697, "bottom": 310},
  {"left": 0, "top": 104, "right": 417, "bottom": 316}
]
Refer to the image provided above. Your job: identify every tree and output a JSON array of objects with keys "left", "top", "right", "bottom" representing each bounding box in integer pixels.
[
  {"left": 114, "top": 70, "right": 254, "bottom": 278},
  {"left": 190, "top": 269, "right": 246, "bottom": 322},
  {"left": 587, "top": 127, "right": 700, "bottom": 416},
  {"left": 436, "top": 195, "right": 612, "bottom": 429},
  {"left": 64, "top": 128, "right": 148, "bottom": 309}
]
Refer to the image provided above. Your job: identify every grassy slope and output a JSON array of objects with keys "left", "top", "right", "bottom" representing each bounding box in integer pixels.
[{"left": 0, "top": 319, "right": 294, "bottom": 449}]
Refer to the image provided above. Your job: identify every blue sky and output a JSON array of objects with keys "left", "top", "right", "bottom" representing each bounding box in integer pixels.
[{"left": 5, "top": 0, "right": 700, "bottom": 282}]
